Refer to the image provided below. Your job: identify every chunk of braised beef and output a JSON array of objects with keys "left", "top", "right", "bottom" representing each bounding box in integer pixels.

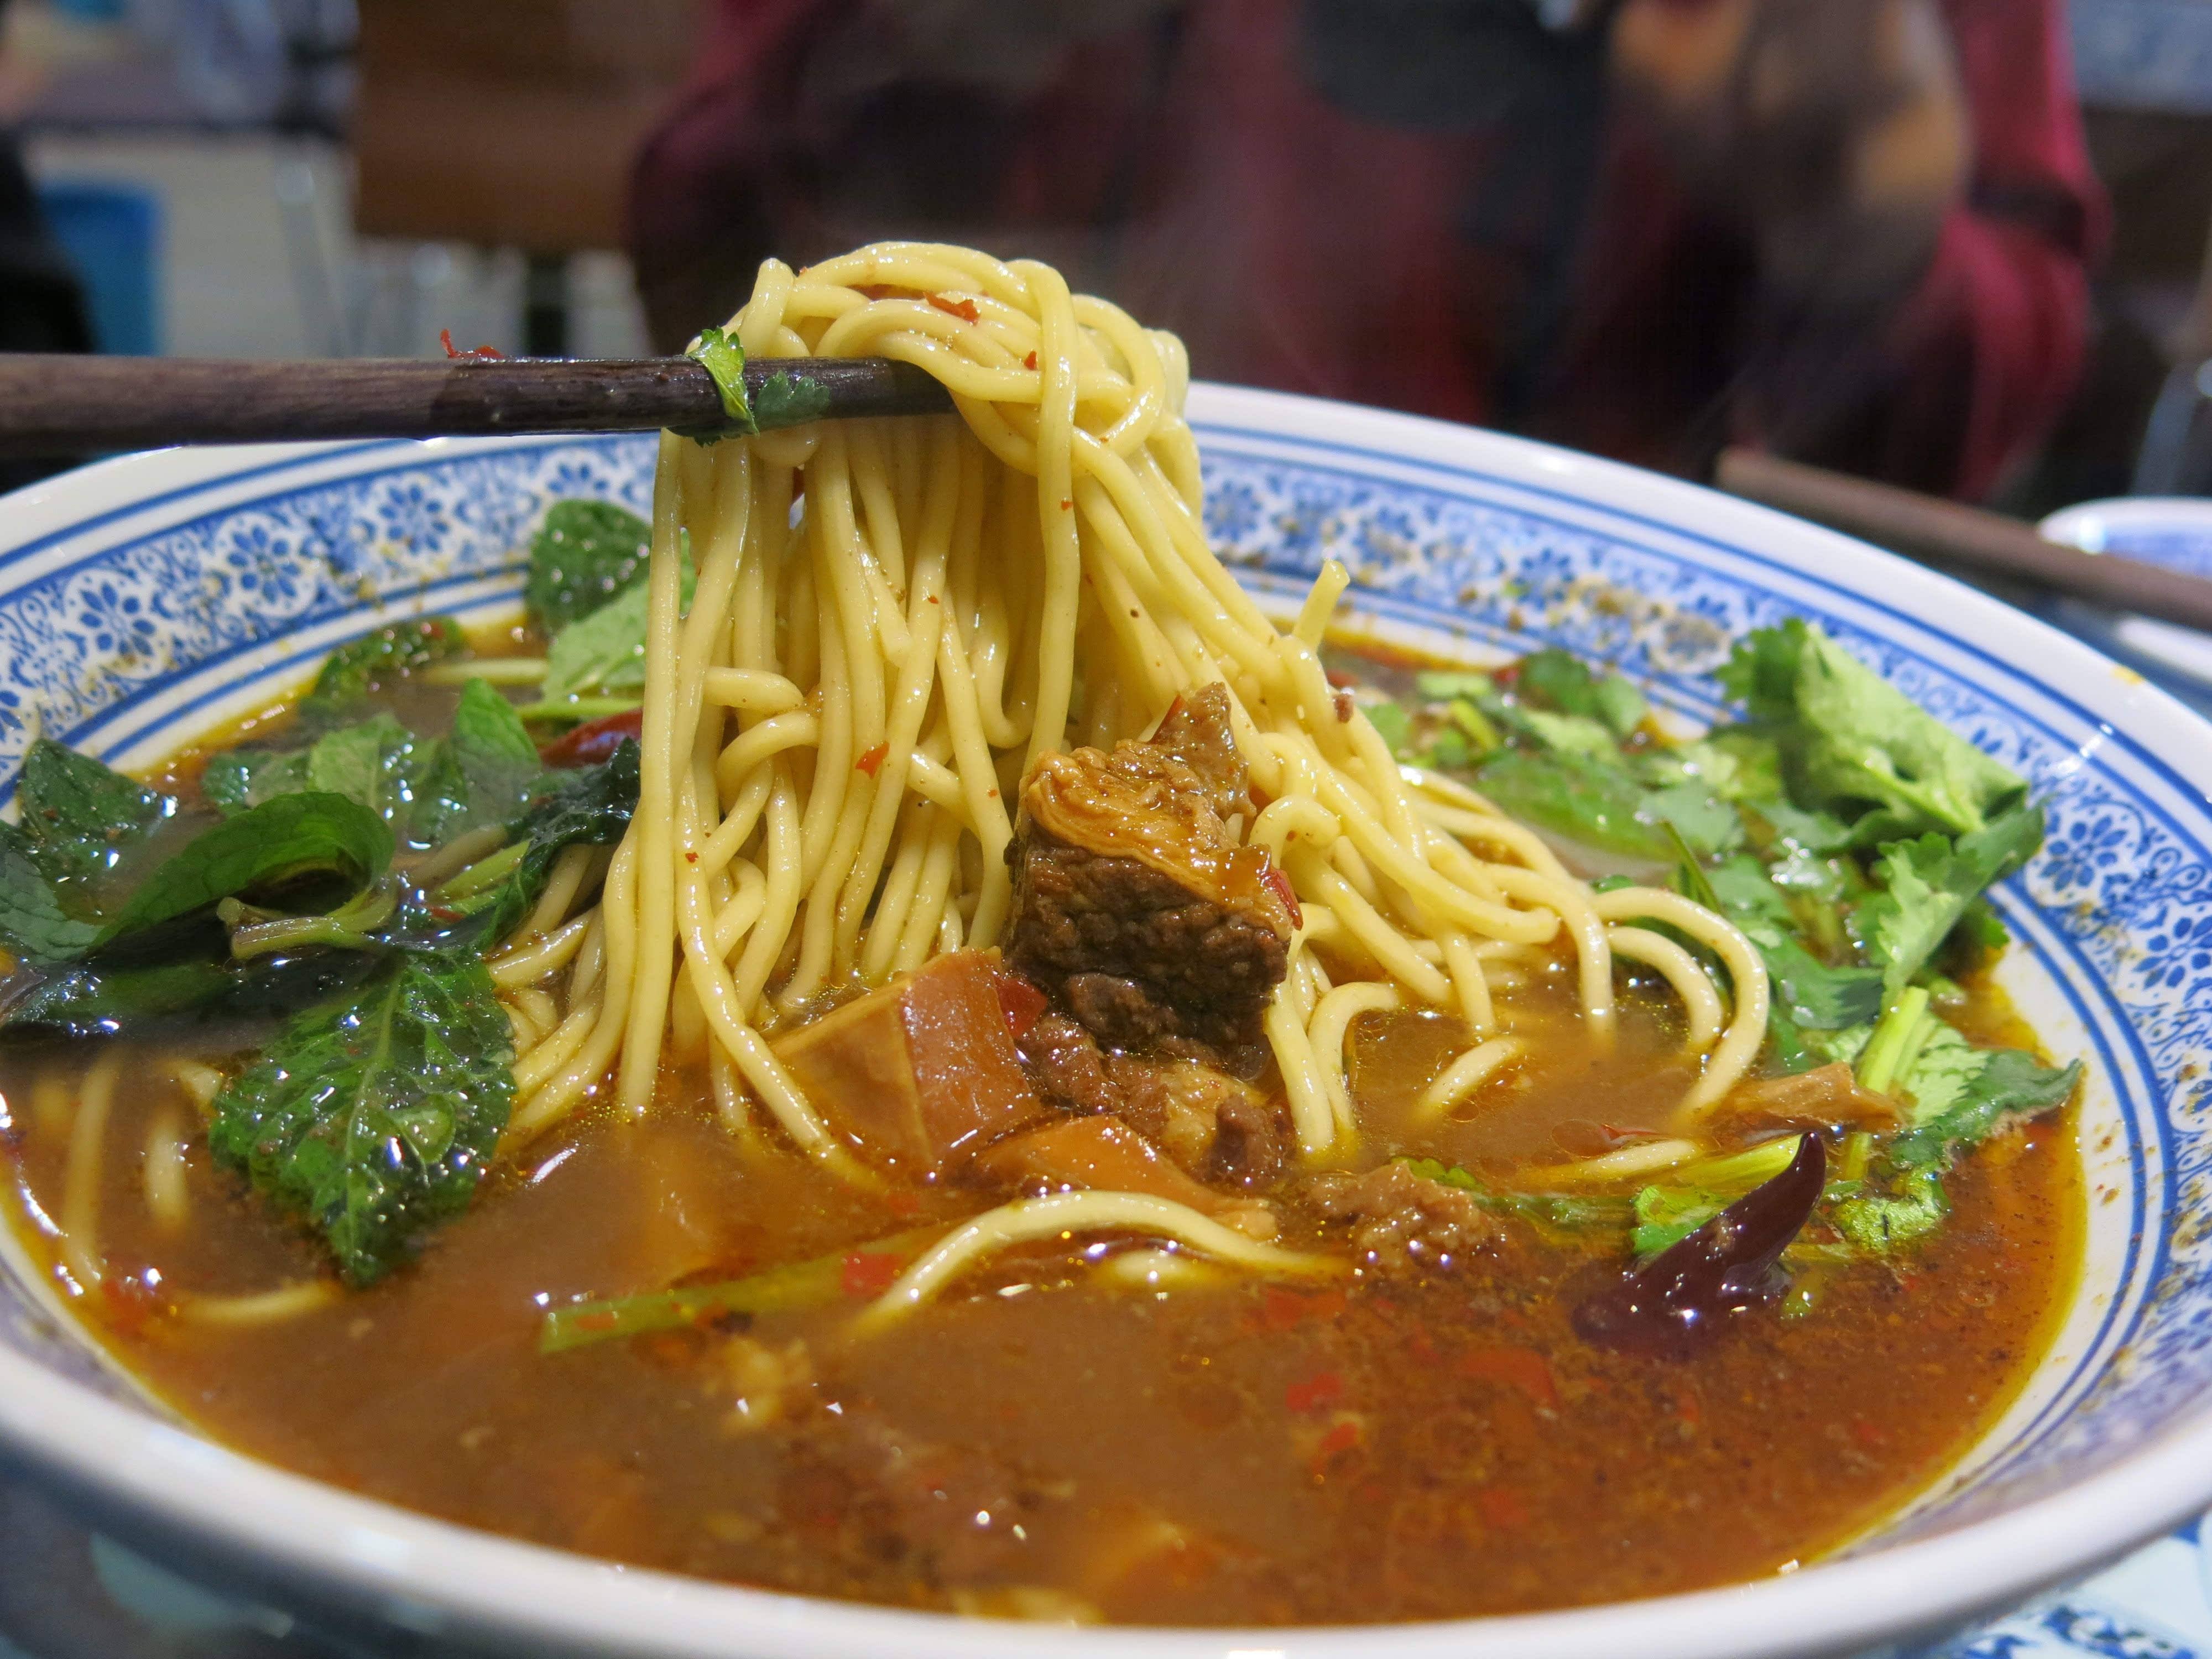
[
  {"left": 1005, "top": 685, "right": 1293, "bottom": 1052},
  {"left": 1015, "top": 1011, "right": 1126, "bottom": 1117},
  {"left": 1109, "top": 1054, "right": 1289, "bottom": 1191},
  {"left": 1307, "top": 1164, "right": 1500, "bottom": 1272}
]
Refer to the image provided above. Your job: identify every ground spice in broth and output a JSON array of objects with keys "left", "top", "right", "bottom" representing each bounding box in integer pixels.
[
  {"left": 0, "top": 961, "right": 2078, "bottom": 1625},
  {"left": 0, "top": 619, "right": 2084, "bottom": 1626}
]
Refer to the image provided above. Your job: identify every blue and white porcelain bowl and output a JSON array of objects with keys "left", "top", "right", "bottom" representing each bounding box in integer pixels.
[
  {"left": 2037, "top": 495, "right": 2212, "bottom": 721},
  {"left": 0, "top": 387, "right": 2209, "bottom": 1659}
]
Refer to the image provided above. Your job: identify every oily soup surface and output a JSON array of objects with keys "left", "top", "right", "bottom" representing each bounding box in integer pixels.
[{"left": 0, "top": 969, "right": 2076, "bottom": 1625}]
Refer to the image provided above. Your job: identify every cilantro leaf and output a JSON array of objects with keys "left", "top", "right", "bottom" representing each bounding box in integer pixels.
[
  {"left": 1361, "top": 699, "right": 1412, "bottom": 757},
  {"left": 525, "top": 500, "right": 654, "bottom": 635},
  {"left": 1833, "top": 1169, "right": 1949, "bottom": 1253},
  {"left": 1725, "top": 621, "right": 2028, "bottom": 841},
  {"left": 1517, "top": 648, "right": 1648, "bottom": 737},
  {"left": 206, "top": 950, "right": 514, "bottom": 1284},
  {"left": 1853, "top": 805, "right": 2043, "bottom": 997},
  {"left": 1888, "top": 1044, "right": 2081, "bottom": 1172}
]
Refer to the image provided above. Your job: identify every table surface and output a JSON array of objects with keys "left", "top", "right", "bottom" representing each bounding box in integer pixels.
[{"left": 0, "top": 1468, "right": 2205, "bottom": 1659}]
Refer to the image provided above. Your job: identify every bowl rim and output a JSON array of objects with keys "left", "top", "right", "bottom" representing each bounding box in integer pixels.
[{"left": 1, "top": 384, "right": 2209, "bottom": 1657}]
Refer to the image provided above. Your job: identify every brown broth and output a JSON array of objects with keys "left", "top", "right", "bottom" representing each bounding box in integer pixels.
[{"left": 0, "top": 966, "right": 2079, "bottom": 1625}]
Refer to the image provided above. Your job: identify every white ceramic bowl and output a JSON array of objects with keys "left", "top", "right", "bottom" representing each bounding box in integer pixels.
[{"left": 2, "top": 387, "right": 2211, "bottom": 1658}]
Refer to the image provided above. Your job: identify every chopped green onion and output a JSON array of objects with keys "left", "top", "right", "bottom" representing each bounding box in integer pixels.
[
  {"left": 541, "top": 1226, "right": 943, "bottom": 1354},
  {"left": 421, "top": 658, "right": 546, "bottom": 688},
  {"left": 1856, "top": 986, "right": 1931, "bottom": 1096},
  {"left": 510, "top": 697, "right": 644, "bottom": 724}
]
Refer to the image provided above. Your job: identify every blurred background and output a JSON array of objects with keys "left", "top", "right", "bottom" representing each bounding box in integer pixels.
[{"left": 0, "top": 0, "right": 2205, "bottom": 507}]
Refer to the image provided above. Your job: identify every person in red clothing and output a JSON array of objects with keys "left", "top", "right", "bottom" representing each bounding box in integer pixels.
[{"left": 628, "top": 0, "right": 2103, "bottom": 502}]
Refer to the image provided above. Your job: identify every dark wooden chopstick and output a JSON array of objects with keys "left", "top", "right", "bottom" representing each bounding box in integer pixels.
[
  {"left": 1715, "top": 446, "right": 2212, "bottom": 636},
  {"left": 0, "top": 354, "right": 956, "bottom": 456}
]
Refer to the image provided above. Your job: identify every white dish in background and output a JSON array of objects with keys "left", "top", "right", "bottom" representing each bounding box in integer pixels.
[
  {"left": 2039, "top": 495, "right": 2212, "bottom": 712},
  {"left": 0, "top": 390, "right": 2209, "bottom": 1657}
]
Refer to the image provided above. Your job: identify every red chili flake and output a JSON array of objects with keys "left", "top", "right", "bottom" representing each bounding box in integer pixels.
[
  {"left": 928, "top": 293, "right": 980, "bottom": 323},
  {"left": 439, "top": 328, "right": 504, "bottom": 361},
  {"left": 1458, "top": 1346, "right": 1559, "bottom": 1411},
  {"left": 1477, "top": 1487, "right": 1530, "bottom": 1530},
  {"left": 1324, "top": 667, "right": 1357, "bottom": 689},
  {"left": 1673, "top": 1383, "right": 1702, "bottom": 1426},
  {"left": 855, "top": 742, "right": 889, "bottom": 778},
  {"left": 995, "top": 972, "right": 1047, "bottom": 1042},
  {"left": 427, "top": 904, "right": 465, "bottom": 922},
  {"left": 1850, "top": 1418, "right": 1887, "bottom": 1450},
  {"left": 1060, "top": 498, "right": 1073, "bottom": 511},
  {"left": 1318, "top": 1421, "right": 1361, "bottom": 1458},
  {"left": 1285, "top": 1370, "right": 1345, "bottom": 1413},
  {"left": 572, "top": 1310, "right": 620, "bottom": 1334},
  {"left": 854, "top": 283, "right": 900, "bottom": 300},
  {"left": 1405, "top": 1327, "right": 1440, "bottom": 1364},
  {"left": 883, "top": 1189, "right": 922, "bottom": 1218},
  {"left": 841, "top": 1249, "right": 906, "bottom": 1297},
  {"left": 684, "top": 851, "right": 699, "bottom": 864},
  {"left": 925, "top": 594, "right": 940, "bottom": 604},
  {"left": 538, "top": 708, "right": 643, "bottom": 768},
  {"left": 1493, "top": 662, "right": 1522, "bottom": 688},
  {"left": 1024, "top": 351, "right": 1038, "bottom": 369},
  {"left": 1260, "top": 859, "right": 1302, "bottom": 928}
]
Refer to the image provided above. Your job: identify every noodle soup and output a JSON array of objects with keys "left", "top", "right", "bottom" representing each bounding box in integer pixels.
[{"left": 0, "top": 246, "right": 2084, "bottom": 1626}]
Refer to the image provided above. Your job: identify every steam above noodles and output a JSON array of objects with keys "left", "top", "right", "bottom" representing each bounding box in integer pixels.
[{"left": 497, "top": 242, "right": 1765, "bottom": 1171}]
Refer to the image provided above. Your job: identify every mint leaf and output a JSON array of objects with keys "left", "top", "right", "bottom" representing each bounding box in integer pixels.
[
  {"left": 540, "top": 550, "right": 694, "bottom": 705},
  {"left": 412, "top": 679, "right": 541, "bottom": 845},
  {"left": 94, "top": 792, "right": 392, "bottom": 951},
  {"left": 15, "top": 739, "right": 170, "bottom": 886},
  {"left": 306, "top": 713, "right": 418, "bottom": 824},
  {"left": 0, "top": 823, "right": 100, "bottom": 961},
  {"left": 525, "top": 500, "right": 653, "bottom": 634},
  {"left": 206, "top": 950, "right": 514, "bottom": 1284},
  {"left": 203, "top": 748, "right": 309, "bottom": 816},
  {"left": 0, "top": 951, "right": 385, "bottom": 1042},
  {"left": 414, "top": 738, "right": 639, "bottom": 947},
  {"left": 301, "top": 617, "right": 468, "bottom": 722}
]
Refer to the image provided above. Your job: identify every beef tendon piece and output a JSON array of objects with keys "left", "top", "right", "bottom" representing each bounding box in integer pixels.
[
  {"left": 1108, "top": 1054, "right": 1290, "bottom": 1191},
  {"left": 1006, "top": 685, "right": 1295, "bottom": 1051},
  {"left": 976, "top": 1114, "right": 1229, "bottom": 1214},
  {"left": 771, "top": 948, "right": 1042, "bottom": 1177}
]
